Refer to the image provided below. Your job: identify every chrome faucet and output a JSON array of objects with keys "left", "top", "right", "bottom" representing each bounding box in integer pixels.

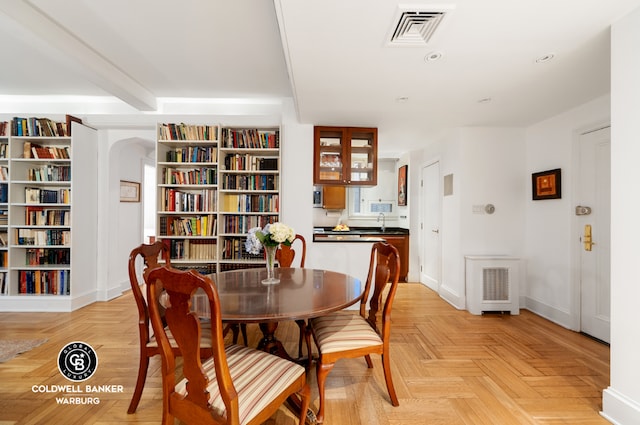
[{"left": 377, "top": 212, "right": 386, "bottom": 232}]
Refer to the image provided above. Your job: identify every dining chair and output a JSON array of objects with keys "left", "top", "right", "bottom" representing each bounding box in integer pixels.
[
  {"left": 308, "top": 241, "right": 401, "bottom": 423},
  {"left": 147, "top": 265, "right": 311, "bottom": 425},
  {"left": 127, "top": 241, "right": 213, "bottom": 414}
]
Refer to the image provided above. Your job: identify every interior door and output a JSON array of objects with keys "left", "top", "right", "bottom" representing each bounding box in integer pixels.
[
  {"left": 578, "top": 127, "right": 611, "bottom": 343},
  {"left": 421, "top": 161, "right": 441, "bottom": 290}
]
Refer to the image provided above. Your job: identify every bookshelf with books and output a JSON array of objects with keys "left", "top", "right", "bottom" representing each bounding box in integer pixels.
[
  {"left": 156, "top": 123, "right": 220, "bottom": 274},
  {"left": 0, "top": 123, "right": 9, "bottom": 295},
  {"left": 218, "top": 127, "right": 281, "bottom": 271},
  {"left": 0, "top": 117, "right": 98, "bottom": 311}
]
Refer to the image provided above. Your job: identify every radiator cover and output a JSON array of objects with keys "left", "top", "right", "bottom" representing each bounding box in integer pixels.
[{"left": 465, "top": 256, "right": 520, "bottom": 315}]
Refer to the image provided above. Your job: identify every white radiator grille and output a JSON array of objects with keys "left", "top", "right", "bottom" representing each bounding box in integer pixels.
[
  {"left": 482, "top": 267, "right": 509, "bottom": 301},
  {"left": 465, "top": 256, "right": 521, "bottom": 315}
]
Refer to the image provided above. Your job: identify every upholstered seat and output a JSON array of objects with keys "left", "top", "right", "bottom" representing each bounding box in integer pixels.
[
  {"left": 308, "top": 241, "right": 401, "bottom": 423},
  {"left": 147, "top": 266, "right": 310, "bottom": 425}
]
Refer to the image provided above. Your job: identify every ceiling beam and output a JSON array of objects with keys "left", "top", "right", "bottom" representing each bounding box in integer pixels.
[{"left": 0, "top": 0, "right": 157, "bottom": 111}]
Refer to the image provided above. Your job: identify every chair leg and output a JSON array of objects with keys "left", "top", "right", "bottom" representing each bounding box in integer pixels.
[
  {"left": 364, "top": 354, "right": 374, "bottom": 368},
  {"left": 296, "top": 382, "right": 312, "bottom": 425},
  {"left": 127, "top": 352, "right": 150, "bottom": 414},
  {"left": 381, "top": 353, "right": 399, "bottom": 406},
  {"left": 315, "top": 361, "right": 335, "bottom": 424}
]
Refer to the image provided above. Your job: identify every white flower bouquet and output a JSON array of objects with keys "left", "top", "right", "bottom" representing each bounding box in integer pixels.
[{"left": 245, "top": 222, "right": 295, "bottom": 254}]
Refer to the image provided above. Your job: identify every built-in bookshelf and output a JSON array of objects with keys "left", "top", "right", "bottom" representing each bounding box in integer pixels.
[
  {"left": 218, "top": 127, "right": 280, "bottom": 271},
  {"left": 156, "top": 123, "right": 220, "bottom": 274},
  {"left": 0, "top": 122, "right": 9, "bottom": 295},
  {"left": 0, "top": 117, "right": 98, "bottom": 311}
]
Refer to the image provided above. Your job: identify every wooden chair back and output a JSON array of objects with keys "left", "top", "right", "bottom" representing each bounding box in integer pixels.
[
  {"left": 276, "top": 234, "right": 306, "bottom": 267},
  {"left": 360, "top": 241, "right": 401, "bottom": 341},
  {"left": 128, "top": 241, "right": 171, "bottom": 346}
]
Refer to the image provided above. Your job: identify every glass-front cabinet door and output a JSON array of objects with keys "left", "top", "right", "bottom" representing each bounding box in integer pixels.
[{"left": 313, "top": 126, "right": 377, "bottom": 186}]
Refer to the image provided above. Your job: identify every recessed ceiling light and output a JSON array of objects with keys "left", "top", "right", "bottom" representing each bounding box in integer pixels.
[
  {"left": 424, "top": 51, "right": 442, "bottom": 62},
  {"left": 535, "top": 53, "right": 555, "bottom": 64}
]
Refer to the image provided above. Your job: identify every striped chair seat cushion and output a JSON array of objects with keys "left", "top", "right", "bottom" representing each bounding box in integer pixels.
[
  {"left": 147, "top": 320, "right": 213, "bottom": 348},
  {"left": 310, "top": 311, "right": 382, "bottom": 354},
  {"left": 175, "top": 344, "right": 305, "bottom": 425}
]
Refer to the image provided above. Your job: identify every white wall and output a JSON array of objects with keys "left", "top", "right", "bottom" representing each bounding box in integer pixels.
[
  {"left": 524, "top": 95, "right": 610, "bottom": 327},
  {"left": 602, "top": 5, "right": 640, "bottom": 423},
  {"left": 417, "top": 128, "right": 526, "bottom": 309}
]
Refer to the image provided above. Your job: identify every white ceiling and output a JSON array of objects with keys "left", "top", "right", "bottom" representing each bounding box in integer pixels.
[{"left": 1, "top": 0, "right": 639, "bottom": 153}]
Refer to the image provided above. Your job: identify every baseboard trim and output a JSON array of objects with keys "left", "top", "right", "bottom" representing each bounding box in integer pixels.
[
  {"left": 602, "top": 386, "right": 640, "bottom": 425},
  {"left": 522, "top": 296, "right": 573, "bottom": 330}
]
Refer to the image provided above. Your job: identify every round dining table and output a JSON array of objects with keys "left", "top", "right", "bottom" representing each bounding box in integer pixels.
[{"left": 197, "top": 267, "right": 364, "bottom": 361}]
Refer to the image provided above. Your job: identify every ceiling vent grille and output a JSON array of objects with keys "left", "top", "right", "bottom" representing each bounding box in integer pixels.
[{"left": 389, "top": 10, "right": 447, "bottom": 46}]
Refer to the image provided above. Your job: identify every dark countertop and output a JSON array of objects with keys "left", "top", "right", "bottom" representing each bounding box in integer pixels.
[{"left": 313, "top": 226, "right": 409, "bottom": 242}]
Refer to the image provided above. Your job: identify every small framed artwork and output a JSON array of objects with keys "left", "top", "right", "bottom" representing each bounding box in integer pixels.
[
  {"left": 120, "top": 180, "right": 141, "bottom": 202},
  {"left": 532, "top": 168, "right": 561, "bottom": 200},
  {"left": 398, "top": 165, "right": 408, "bottom": 206}
]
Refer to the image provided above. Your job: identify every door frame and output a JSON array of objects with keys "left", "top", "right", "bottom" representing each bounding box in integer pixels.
[
  {"left": 420, "top": 157, "right": 442, "bottom": 291},
  {"left": 569, "top": 122, "right": 611, "bottom": 332}
]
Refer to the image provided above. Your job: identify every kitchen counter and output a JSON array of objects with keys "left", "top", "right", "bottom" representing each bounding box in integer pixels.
[
  {"left": 312, "top": 227, "right": 410, "bottom": 282},
  {"left": 313, "top": 226, "right": 408, "bottom": 242}
]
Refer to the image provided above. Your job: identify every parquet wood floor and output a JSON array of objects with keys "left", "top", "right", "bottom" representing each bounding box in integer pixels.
[{"left": 0, "top": 283, "right": 610, "bottom": 424}]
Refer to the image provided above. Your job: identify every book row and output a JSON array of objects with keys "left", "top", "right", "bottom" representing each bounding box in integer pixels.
[
  {"left": 15, "top": 228, "right": 71, "bottom": 246},
  {"left": 165, "top": 145, "right": 218, "bottom": 163},
  {"left": 158, "top": 123, "right": 220, "bottom": 141},
  {"left": 25, "top": 187, "right": 71, "bottom": 204},
  {"left": 25, "top": 143, "right": 70, "bottom": 159},
  {"left": 221, "top": 194, "right": 280, "bottom": 213},
  {"left": 25, "top": 248, "right": 71, "bottom": 266},
  {"left": 0, "top": 166, "right": 6, "bottom": 181},
  {"left": 27, "top": 165, "right": 71, "bottom": 182},
  {"left": 0, "top": 184, "right": 6, "bottom": 203},
  {"left": 25, "top": 207, "right": 70, "bottom": 226},
  {"left": 159, "top": 215, "right": 217, "bottom": 237},
  {"left": 18, "top": 269, "right": 70, "bottom": 295},
  {"left": 162, "top": 167, "right": 217, "bottom": 185},
  {"left": 0, "top": 142, "right": 7, "bottom": 159},
  {"left": 12, "top": 117, "right": 69, "bottom": 137},
  {"left": 222, "top": 215, "right": 276, "bottom": 234},
  {"left": 221, "top": 128, "right": 279, "bottom": 149},
  {"left": 0, "top": 122, "right": 8, "bottom": 137},
  {"left": 0, "top": 251, "right": 6, "bottom": 268},
  {"left": 222, "top": 154, "right": 278, "bottom": 171},
  {"left": 160, "top": 188, "right": 217, "bottom": 212},
  {"left": 220, "top": 237, "right": 264, "bottom": 261},
  {"left": 163, "top": 239, "right": 217, "bottom": 260},
  {"left": 222, "top": 174, "right": 278, "bottom": 191}
]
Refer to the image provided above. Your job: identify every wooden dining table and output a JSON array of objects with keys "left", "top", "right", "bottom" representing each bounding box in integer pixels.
[{"left": 194, "top": 266, "right": 364, "bottom": 362}]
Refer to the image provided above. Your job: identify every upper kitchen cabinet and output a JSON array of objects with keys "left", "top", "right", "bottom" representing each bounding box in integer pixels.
[{"left": 313, "top": 126, "right": 377, "bottom": 186}]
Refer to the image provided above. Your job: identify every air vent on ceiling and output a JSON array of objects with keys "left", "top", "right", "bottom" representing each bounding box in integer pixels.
[{"left": 388, "top": 10, "right": 447, "bottom": 46}]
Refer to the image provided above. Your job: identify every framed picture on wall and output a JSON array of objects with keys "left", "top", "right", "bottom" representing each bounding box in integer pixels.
[
  {"left": 120, "top": 180, "right": 141, "bottom": 202},
  {"left": 532, "top": 168, "right": 561, "bottom": 200},
  {"left": 398, "top": 165, "right": 408, "bottom": 206}
]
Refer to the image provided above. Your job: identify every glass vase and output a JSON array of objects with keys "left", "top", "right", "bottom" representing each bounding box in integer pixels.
[{"left": 262, "top": 245, "right": 280, "bottom": 284}]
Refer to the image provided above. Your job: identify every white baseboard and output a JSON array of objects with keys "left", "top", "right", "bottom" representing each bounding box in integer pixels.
[
  {"left": 522, "top": 296, "right": 573, "bottom": 330},
  {"left": 602, "top": 386, "right": 640, "bottom": 425}
]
